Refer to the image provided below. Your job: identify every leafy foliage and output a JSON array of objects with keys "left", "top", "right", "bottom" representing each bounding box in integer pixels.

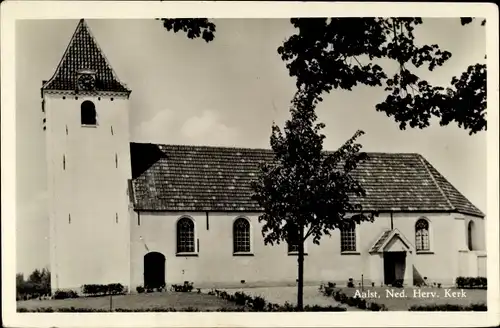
[
  {"left": 278, "top": 17, "right": 486, "bottom": 135},
  {"left": 159, "top": 18, "right": 486, "bottom": 135},
  {"left": 251, "top": 104, "right": 374, "bottom": 247},
  {"left": 53, "top": 289, "right": 79, "bottom": 299},
  {"left": 455, "top": 276, "right": 487, "bottom": 289},
  {"left": 81, "top": 283, "right": 126, "bottom": 296},
  {"left": 158, "top": 19, "right": 216, "bottom": 42},
  {"left": 250, "top": 93, "right": 375, "bottom": 309},
  {"left": 16, "top": 268, "right": 51, "bottom": 300}
]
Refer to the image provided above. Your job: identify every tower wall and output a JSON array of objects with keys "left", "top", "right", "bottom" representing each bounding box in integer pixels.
[{"left": 44, "top": 92, "right": 132, "bottom": 292}]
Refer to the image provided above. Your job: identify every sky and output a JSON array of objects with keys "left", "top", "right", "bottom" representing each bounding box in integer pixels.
[{"left": 16, "top": 18, "right": 486, "bottom": 275}]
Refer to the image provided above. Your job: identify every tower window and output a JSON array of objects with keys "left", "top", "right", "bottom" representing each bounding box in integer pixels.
[{"left": 81, "top": 100, "right": 97, "bottom": 125}]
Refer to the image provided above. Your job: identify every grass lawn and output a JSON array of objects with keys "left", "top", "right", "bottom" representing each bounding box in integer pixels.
[
  {"left": 337, "top": 287, "right": 487, "bottom": 311},
  {"left": 17, "top": 291, "right": 242, "bottom": 312}
]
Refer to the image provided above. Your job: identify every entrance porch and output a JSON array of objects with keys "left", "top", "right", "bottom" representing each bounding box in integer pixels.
[{"left": 369, "top": 229, "right": 415, "bottom": 287}]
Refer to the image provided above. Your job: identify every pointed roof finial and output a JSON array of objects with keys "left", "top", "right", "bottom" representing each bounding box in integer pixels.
[{"left": 42, "top": 19, "right": 130, "bottom": 95}]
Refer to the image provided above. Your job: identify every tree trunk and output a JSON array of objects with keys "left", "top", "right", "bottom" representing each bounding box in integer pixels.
[{"left": 297, "top": 223, "right": 305, "bottom": 311}]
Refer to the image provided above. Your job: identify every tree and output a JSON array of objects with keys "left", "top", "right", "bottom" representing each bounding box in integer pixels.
[
  {"left": 158, "top": 16, "right": 486, "bottom": 310},
  {"left": 159, "top": 17, "right": 486, "bottom": 135},
  {"left": 250, "top": 97, "right": 377, "bottom": 310},
  {"left": 17, "top": 268, "right": 51, "bottom": 299}
]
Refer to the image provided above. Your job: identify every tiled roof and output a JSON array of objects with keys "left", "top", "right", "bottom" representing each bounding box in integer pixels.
[
  {"left": 369, "top": 230, "right": 392, "bottom": 253},
  {"left": 369, "top": 229, "right": 414, "bottom": 253},
  {"left": 129, "top": 143, "right": 485, "bottom": 218},
  {"left": 42, "top": 19, "right": 130, "bottom": 94}
]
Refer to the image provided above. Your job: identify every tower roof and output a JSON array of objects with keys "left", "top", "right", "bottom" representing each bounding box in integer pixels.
[{"left": 42, "top": 19, "right": 130, "bottom": 94}]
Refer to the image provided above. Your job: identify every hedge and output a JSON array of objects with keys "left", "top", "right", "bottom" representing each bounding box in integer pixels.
[
  {"left": 409, "top": 303, "right": 487, "bottom": 311},
  {"left": 81, "top": 283, "right": 126, "bottom": 296},
  {"left": 18, "top": 307, "right": 246, "bottom": 312},
  {"left": 455, "top": 277, "right": 487, "bottom": 289},
  {"left": 53, "top": 289, "right": 79, "bottom": 300}
]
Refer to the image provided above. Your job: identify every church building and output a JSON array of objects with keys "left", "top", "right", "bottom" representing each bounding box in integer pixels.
[{"left": 41, "top": 19, "right": 486, "bottom": 293}]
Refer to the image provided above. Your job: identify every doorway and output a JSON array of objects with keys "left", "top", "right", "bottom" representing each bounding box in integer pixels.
[
  {"left": 383, "top": 252, "right": 406, "bottom": 285},
  {"left": 144, "top": 252, "right": 166, "bottom": 289}
]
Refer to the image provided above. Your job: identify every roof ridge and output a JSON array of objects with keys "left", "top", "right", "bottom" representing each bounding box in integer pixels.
[
  {"left": 81, "top": 19, "right": 129, "bottom": 92},
  {"left": 130, "top": 142, "right": 422, "bottom": 156},
  {"left": 42, "top": 19, "right": 84, "bottom": 90},
  {"left": 417, "top": 154, "right": 456, "bottom": 211}
]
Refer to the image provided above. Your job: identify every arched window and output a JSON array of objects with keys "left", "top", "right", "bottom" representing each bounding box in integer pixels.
[
  {"left": 233, "top": 218, "right": 251, "bottom": 253},
  {"left": 177, "top": 217, "right": 195, "bottom": 253},
  {"left": 468, "top": 221, "right": 474, "bottom": 251},
  {"left": 81, "top": 100, "right": 96, "bottom": 125},
  {"left": 340, "top": 222, "right": 356, "bottom": 252},
  {"left": 415, "top": 218, "right": 430, "bottom": 251}
]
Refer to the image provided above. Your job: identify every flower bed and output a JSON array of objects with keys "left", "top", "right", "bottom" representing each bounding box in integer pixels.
[
  {"left": 319, "top": 284, "right": 387, "bottom": 311},
  {"left": 208, "top": 289, "right": 346, "bottom": 312}
]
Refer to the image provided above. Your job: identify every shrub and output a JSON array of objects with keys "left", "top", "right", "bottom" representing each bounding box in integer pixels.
[
  {"left": 357, "top": 299, "right": 367, "bottom": 310},
  {"left": 345, "top": 297, "right": 357, "bottom": 307},
  {"left": 251, "top": 296, "right": 267, "bottom": 311},
  {"left": 233, "top": 292, "right": 247, "bottom": 306},
  {"left": 324, "top": 287, "right": 334, "bottom": 296},
  {"left": 171, "top": 281, "right": 194, "bottom": 292},
  {"left": 347, "top": 278, "right": 355, "bottom": 288},
  {"left": 211, "top": 289, "right": 346, "bottom": 312},
  {"left": 53, "top": 289, "right": 79, "bottom": 300},
  {"left": 392, "top": 279, "right": 404, "bottom": 288},
  {"left": 81, "top": 283, "right": 126, "bottom": 296},
  {"left": 455, "top": 276, "right": 487, "bottom": 289},
  {"left": 333, "top": 291, "right": 342, "bottom": 302},
  {"left": 136, "top": 285, "right": 145, "bottom": 293},
  {"left": 368, "top": 302, "right": 387, "bottom": 311}
]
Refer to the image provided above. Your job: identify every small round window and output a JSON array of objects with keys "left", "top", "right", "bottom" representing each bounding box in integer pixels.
[{"left": 81, "top": 100, "right": 97, "bottom": 125}]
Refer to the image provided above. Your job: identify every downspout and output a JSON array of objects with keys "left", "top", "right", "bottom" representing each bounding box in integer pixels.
[
  {"left": 205, "top": 211, "right": 209, "bottom": 230},
  {"left": 390, "top": 212, "right": 394, "bottom": 230}
]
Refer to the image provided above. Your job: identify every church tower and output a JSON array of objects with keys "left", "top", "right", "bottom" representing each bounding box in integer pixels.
[{"left": 41, "top": 19, "right": 132, "bottom": 292}]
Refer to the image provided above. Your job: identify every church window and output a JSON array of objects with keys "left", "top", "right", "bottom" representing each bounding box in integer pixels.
[
  {"left": 467, "top": 220, "right": 474, "bottom": 251},
  {"left": 415, "top": 218, "right": 430, "bottom": 251},
  {"left": 340, "top": 222, "right": 357, "bottom": 252},
  {"left": 81, "top": 100, "right": 97, "bottom": 125},
  {"left": 177, "top": 217, "right": 195, "bottom": 253},
  {"left": 233, "top": 218, "right": 251, "bottom": 253}
]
